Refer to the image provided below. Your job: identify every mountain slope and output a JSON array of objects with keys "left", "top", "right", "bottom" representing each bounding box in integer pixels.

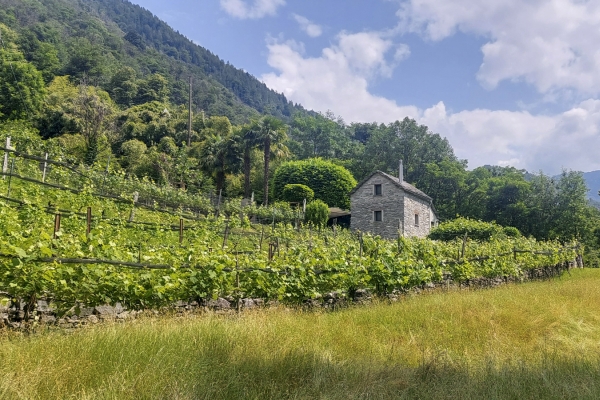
[{"left": 0, "top": 0, "right": 304, "bottom": 123}]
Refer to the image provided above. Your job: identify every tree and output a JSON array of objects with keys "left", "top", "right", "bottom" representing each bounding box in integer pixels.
[
  {"left": 194, "top": 116, "right": 240, "bottom": 194},
  {"left": 0, "top": 24, "right": 45, "bottom": 121},
  {"left": 282, "top": 184, "right": 314, "bottom": 203},
  {"left": 70, "top": 81, "right": 117, "bottom": 165},
  {"left": 196, "top": 132, "right": 239, "bottom": 193},
  {"left": 273, "top": 158, "right": 357, "bottom": 209},
  {"left": 135, "top": 73, "right": 170, "bottom": 104},
  {"left": 253, "top": 116, "right": 288, "bottom": 205},
  {"left": 357, "top": 117, "right": 458, "bottom": 184},
  {"left": 237, "top": 123, "right": 260, "bottom": 198},
  {"left": 304, "top": 199, "right": 329, "bottom": 228},
  {"left": 109, "top": 66, "right": 138, "bottom": 107}
]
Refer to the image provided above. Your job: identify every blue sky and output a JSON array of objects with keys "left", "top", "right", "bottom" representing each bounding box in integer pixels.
[{"left": 129, "top": 0, "right": 600, "bottom": 175}]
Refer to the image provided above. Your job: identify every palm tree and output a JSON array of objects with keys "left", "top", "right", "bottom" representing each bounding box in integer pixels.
[
  {"left": 237, "top": 123, "right": 260, "bottom": 198},
  {"left": 196, "top": 132, "right": 240, "bottom": 194},
  {"left": 254, "top": 116, "right": 288, "bottom": 205}
]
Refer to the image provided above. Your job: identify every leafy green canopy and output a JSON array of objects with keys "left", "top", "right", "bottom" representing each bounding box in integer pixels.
[
  {"left": 273, "top": 158, "right": 356, "bottom": 209},
  {"left": 282, "top": 184, "right": 314, "bottom": 204},
  {"left": 304, "top": 199, "right": 329, "bottom": 228},
  {"left": 429, "top": 217, "right": 521, "bottom": 242}
]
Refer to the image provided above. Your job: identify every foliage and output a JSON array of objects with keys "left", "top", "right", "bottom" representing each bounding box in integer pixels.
[
  {"left": 0, "top": 24, "right": 45, "bottom": 121},
  {"left": 273, "top": 158, "right": 357, "bottom": 209},
  {"left": 282, "top": 184, "right": 314, "bottom": 204},
  {"left": 429, "top": 218, "right": 506, "bottom": 242},
  {"left": 0, "top": 168, "right": 581, "bottom": 317},
  {"left": 304, "top": 199, "right": 329, "bottom": 228}
]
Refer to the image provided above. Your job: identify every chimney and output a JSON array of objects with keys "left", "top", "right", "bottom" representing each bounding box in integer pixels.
[{"left": 399, "top": 160, "right": 404, "bottom": 182}]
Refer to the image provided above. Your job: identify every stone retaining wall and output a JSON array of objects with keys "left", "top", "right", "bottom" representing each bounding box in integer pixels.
[{"left": 0, "top": 261, "right": 581, "bottom": 330}]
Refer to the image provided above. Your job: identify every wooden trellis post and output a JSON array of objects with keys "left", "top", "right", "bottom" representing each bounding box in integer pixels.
[
  {"left": 179, "top": 218, "right": 184, "bottom": 245},
  {"left": 42, "top": 153, "right": 48, "bottom": 182},
  {"left": 86, "top": 207, "right": 92, "bottom": 238},
  {"left": 2, "top": 136, "right": 10, "bottom": 179},
  {"left": 53, "top": 213, "right": 61, "bottom": 239}
]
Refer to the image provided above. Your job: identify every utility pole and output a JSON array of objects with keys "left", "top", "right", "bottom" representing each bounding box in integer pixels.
[{"left": 187, "top": 76, "right": 193, "bottom": 146}]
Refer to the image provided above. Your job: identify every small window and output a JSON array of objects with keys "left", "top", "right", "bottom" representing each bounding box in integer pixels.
[
  {"left": 414, "top": 214, "right": 419, "bottom": 226},
  {"left": 374, "top": 184, "right": 382, "bottom": 196},
  {"left": 374, "top": 211, "right": 383, "bottom": 222}
]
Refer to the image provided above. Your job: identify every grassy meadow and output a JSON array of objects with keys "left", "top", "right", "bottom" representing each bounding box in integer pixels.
[{"left": 1, "top": 269, "right": 600, "bottom": 399}]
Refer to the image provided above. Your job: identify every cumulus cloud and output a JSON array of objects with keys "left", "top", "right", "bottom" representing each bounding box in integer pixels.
[
  {"left": 396, "top": 0, "right": 600, "bottom": 96},
  {"left": 261, "top": 34, "right": 600, "bottom": 174},
  {"left": 220, "top": 0, "right": 285, "bottom": 19},
  {"left": 261, "top": 32, "right": 417, "bottom": 123},
  {"left": 422, "top": 100, "right": 600, "bottom": 174},
  {"left": 292, "top": 14, "right": 322, "bottom": 38}
]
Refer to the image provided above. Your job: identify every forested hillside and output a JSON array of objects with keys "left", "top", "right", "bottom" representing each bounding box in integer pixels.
[{"left": 0, "top": 0, "right": 300, "bottom": 122}]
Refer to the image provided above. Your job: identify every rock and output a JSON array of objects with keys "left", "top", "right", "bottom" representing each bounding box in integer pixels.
[
  {"left": 0, "top": 304, "right": 9, "bottom": 313},
  {"left": 87, "top": 315, "right": 99, "bottom": 324},
  {"left": 353, "top": 289, "right": 370, "bottom": 299},
  {"left": 11, "top": 310, "right": 25, "bottom": 321},
  {"left": 117, "top": 311, "right": 131, "bottom": 320},
  {"left": 40, "top": 315, "right": 56, "bottom": 324},
  {"left": 241, "top": 298, "right": 255, "bottom": 309},
  {"left": 174, "top": 301, "right": 187, "bottom": 308},
  {"left": 93, "top": 305, "right": 116, "bottom": 318},
  {"left": 36, "top": 300, "right": 50, "bottom": 312},
  {"left": 114, "top": 303, "right": 124, "bottom": 314},
  {"left": 425, "top": 282, "right": 435, "bottom": 289},
  {"left": 78, "top": 307, "right": 94, "bottom": 317},
  {"left": 253, "top": 299, "right": 264, "bottom": 307},
  {"left": 207, "top": 298, "right": 230, "bottom": 310}
]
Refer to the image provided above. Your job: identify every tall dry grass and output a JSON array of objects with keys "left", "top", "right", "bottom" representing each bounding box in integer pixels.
[{"left": 1, "top": 269, "right": 599, "bottom": 399}]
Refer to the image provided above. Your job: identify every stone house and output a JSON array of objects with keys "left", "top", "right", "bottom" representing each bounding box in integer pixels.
[{"left": 349, "top": 162, "right": 438, "bottom": 239}]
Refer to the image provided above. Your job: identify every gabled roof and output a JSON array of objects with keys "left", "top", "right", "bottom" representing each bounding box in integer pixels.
[{"left": 350, "top": 170, "right": 435, "bottom": 205}]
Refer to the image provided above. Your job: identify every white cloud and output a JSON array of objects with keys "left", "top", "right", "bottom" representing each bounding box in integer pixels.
[
  {"left": 396, "top": 0, "right": 600, "bottom": 96},
  {"left": 261, "top": 32, "right": 417, "bottom": 123},
  {"left": 422, "top": 100, "right": 600, "bottom": 174},
  {"left": 292, "top": 14, "right": 322, "bottom": 38},
  {"left": 220, "top": 0, "right": 285, "bottom": 19},
  {"left": 261, "top": 34, "right": 600, "bottom": 174}
]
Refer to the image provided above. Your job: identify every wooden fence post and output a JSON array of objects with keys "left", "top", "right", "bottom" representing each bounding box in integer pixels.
[
  {"left": 53, "top": 213, "right": 61, "bottom": 239},
  {"left": 359, "top": 231, "right": 363, "bottom": 257},
  {"left": 179, "top": 218, "right": 184, "bottom": 245},
  {"left": 460, "top": 233, "right": 468, "bottom": 261},
  {"left": 2, "top": 136, "right": 10, "bottom": 180},
  {"left": 216, "top": 189, "right": 222, "bottom": 216},
  {"left": 86, "top": 207, "right": 92, "bottom": 238},
  {"left": 42, "top": 153, "right": 48, "bottom": 183},
  {"left": 6, "top": 158, "right": 14, "bottom": 197},
  {"left": 222, "top": 220, "right": 229, "bottom": 249},
  {"left": 128, "top": 192, "right": 139, "bottom": 222},
  {"left": 259, "top": 225, "right": 265, "bottom": 251}
]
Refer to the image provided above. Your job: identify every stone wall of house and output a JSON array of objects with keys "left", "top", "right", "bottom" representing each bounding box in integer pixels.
[
  {"left": 350, "top": 175, "right": 435, "bottom": 239},
  {"left": 350, "top": 174, "right": 404, "bottom": 239},
  {"left": 402, "top": 192, "right": 434, "bottom": 238}
]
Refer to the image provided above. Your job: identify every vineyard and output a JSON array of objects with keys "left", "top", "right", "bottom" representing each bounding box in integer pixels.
[{"left": 0, "top": 147, "right": 581, "bottom": 319}]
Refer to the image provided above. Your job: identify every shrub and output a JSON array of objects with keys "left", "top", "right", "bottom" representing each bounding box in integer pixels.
[
  {"left": 282, "top": 184, "right": 314, "bottom": 204},
  {"left": 429, "top": 217, "right": 506, "bottom": 241},
  {"left": 304, "top": 199, "right": 329, "bottom": 228},
  {"left": 503, "top": 226, "right": 522, "bottom": 238},
  {"left": 273, "top": 158, "right": 357, "bottom": 209}
]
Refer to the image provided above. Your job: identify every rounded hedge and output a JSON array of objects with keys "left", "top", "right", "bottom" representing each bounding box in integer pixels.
[
  {"left": 304, "top": 199, "right": 329, "bottom": 228},
  {"left": 273, "top": 158, "right": 357, "bottom": 209},
  {"left": 428, "top": 217, "right": 521, "bottom": 242},
  {"left": 282, "top": 184, "right": 314, "bottom": 204}
]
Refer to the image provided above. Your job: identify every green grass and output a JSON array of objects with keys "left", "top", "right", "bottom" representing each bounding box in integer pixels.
[{"left": 2, "top": 269, "right": 600, "bottom": 399}]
